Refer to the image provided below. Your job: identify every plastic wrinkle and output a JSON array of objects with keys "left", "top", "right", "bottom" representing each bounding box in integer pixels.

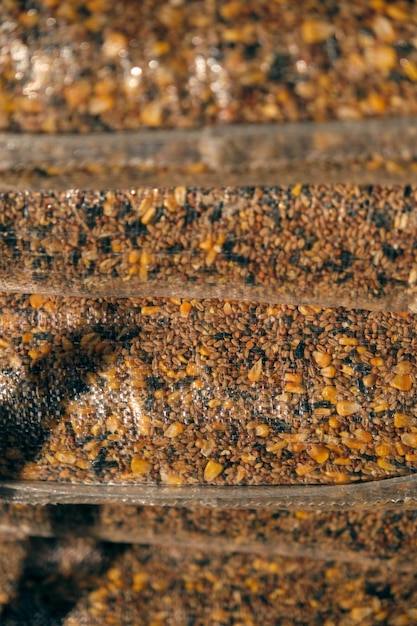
[{"left": 0, "top": 474, "right": 417, "bottom": 509}]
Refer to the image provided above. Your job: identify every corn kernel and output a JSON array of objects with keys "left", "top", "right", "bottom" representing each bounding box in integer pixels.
[
  {"left": 284, "top": 383, "right": 306, "bottom": 394},
  {"left": 313, "top": 351, "right": 331, "bottom": 367},
  {"left": 132, "top": 571, "right": 149, "bottom": 591},
  {"left": 339, "top": 336, "right": 358, "bottom": 346},
  {"left": 322, "top": 386, "right": 337, "bottom": 403},
  {"left": 394, "top": 413, "right": 412, "bottom": 428},
  {"left": 370, "top": 357, "right": 384, "bottom": 367},
  {"left": 334, "top": 457, "right": 351, "bottom": 465},
  {"left": 284, "top": 372, "right": 303, "bottom": 383},
  {"left": 248, "top": 358, "right": 263, "bottom": 382},
  {"left": 401, "top": 433, "right": 417, "bottom": 447},
  {"left": 321, "top": 365, "right": 336, "bottom": 378},
  {"left": 180, "top": 301, "right": 192, "bottom": 318},
  {"left": 131, "top": 458, "right": 152, "bottom": 474},
  {"left": 336, "top": 400, "right": 361, "bottom": 416},
  {"left": 141, "top": 101, "right": 163, "bottom": 127},
  {"left": 301, "top": 19, "right": 334, "bottom": 44},
  {"left": 204, "top": 460, "right": 224, "bottom": 481},
  {"left": 362, "top": 374, "right": 376, "bottom": 387},
  {"left": 291, "top": 183, "right": 302, "bottom": 197},
  {"left": 141, "top": 306, "right": 161, "bottom": 316},
  {"left": 308, "top": 445, "right": 329, "bottom": 464},
  {"left": 395, "top": 361, "right": 413, "bottom": 375},
  {"left": 325, "top": 471, "right": 349, "bottom": 483},
  {"left": 328, "top": 416, "right": 341, "bottom": 429},
  {"left": 377, "top": 458, "right": 396, "bottom": 471},
  {"left": 255, "top": 424, "right": 270, "bottom": 437},
  {"left": 55, "top": 451, "right": 77, "bottom": 465},
  {"left": 160, "top": 469, "right": 184, "bottom": 485},
  {"left": 29, "top": 294, "right": 47, "bottom": 309},
  {"left": 164, "top": 422, "right": 184, "bottom": 438},
  {"left": 390, "top": 374, "right": 412, "bottom": 391},
  {"left": 295, "top": 463, "right": 315, "bottom": 475},
  {"left": 375, "top": 442, "right": 392, "bottom": 457}
]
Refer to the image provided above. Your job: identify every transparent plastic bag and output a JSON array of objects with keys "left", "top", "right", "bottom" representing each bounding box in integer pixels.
[
  {"left": 0, "top": 528, "right": 415, "bottom": 626},
  {"left": 1, "top": 291, "right": 417, "bottom": 498},
  {"left": 2, "top": 117, "right": 417, "bottom": 189},
  {"left": 3, "top": 0, "right": 417, "bottom": 133},
  {"left": 2, "top": 185, "right": 417, "bottom": 312}
]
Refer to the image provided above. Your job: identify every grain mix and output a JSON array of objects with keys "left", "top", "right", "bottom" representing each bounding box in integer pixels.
[
  {"left": 2, "top": 0, "right": 417, "bottom": 132},
  {"left": 0, "top": 289, "right": 417, "bottom": 486},
  {"left": 1, "top": 185, "right": 417, "bottom": 311}
]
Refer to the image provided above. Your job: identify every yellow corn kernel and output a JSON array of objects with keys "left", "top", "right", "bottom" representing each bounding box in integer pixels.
[
  {"left": 128, "top": 250, "right": 141, "bottom": 264},
  {"left": 341, "top": 364, "right": 355, "bottom": 376},
  {"left": 325, "top": 471, "right": 349, "bottom": 483},
  {"left": 356, "top": 346, "right": 367, "bottom": 355},
  {"left": 375, "top": 442, "right": 392, "bottom": 457},
  {"left": 390, "top": 374, "right": 412, "bottom": 391},
  {"left": 336, "top": 400, "right": 361, "bottom": 416},
  {"left": 295, "top": 464, "right": 315, "bottom": 476},
  {"left": 334, "top": 457, "right": 351, "bottom": 465},
  {"left": 301, "top": 19, "right": 334, "bottom": 44},
  {"left": 395, "top": 361, "right": 413, "bottom": 375},
  {"left": 131, "top": 458, "right": 152, "bottom": 474},
  {"left": 55, "top": 451, "right": 77, "bottom": 465},
  {"left": 401, "top": 433, "right": 417, "bottom": 448},
  {"left": 29, "top": 294, "right": 47, "bottom": 309},
  {"left": 164, "top": 422, "right": 184, "bottom": 438},
  {"left": 185, "top": 362, "right": 200, "bottom": 377},
  {"left": 255, "top": 424, "right": 270, "bottom": 437},
  {"left": 160, "top": 469, "right": 184, "bottom": 485},
  {"left": 322, "top": 386, "right": 337, "bottom": 403},
  {"left": 321, "top": 365, "right": 336, "bottom": 378},
  {"left": 248, "top": 358, "right": 263, "bottom": 382},
  {"left": 328, "top": 416, "right": 341, "bottom": 429},
  {"left": 21, "top": 332, "right": 33, "bottom": 345},
  {"left": 284, "top": 372, "right": 303, "bottom": 383},
  {"left": 141, "top": 206, "right": 156, "bottom": 225},
  {"left": 377, "top": 458, "right": 396, "bottom": 471},
  {"left": 291, "top": 183, "right": 302, "bottom": 197},
  {"left": 180, "top": 301, "right": 192, "bottom": 318},
  {"left": 343, "top": 439, "right": 364, "bottom": 450},
  {"left": 284, "top": 383, "right": 306, "bottom": 394},
  {"left": 357, "top": 429, "right": 372, "bottom": 443},
  {"left": 308, "top": 445, "right": 329, "bottom": 464},
  {"left": 339, "top": 336, "right": 358, "bottom": 346},
  {"left": 394, "top": 413, "right": 412, "bottom": 428},
  {"left": 313, "top": 351, "right": 331, "bottom": 367},
  {"left": 295, "top": 510, "right": 309, "bottom": 520},
  {"left": 370, "top": 357, "right": 384, "bottom": 367},
  {"left": 132, "top": 572, "right": 149, "bottom": 592},
  {"left": 141, "top": 306, "right": 161, "bottom": 316},
  {"left": 141, "top": 101, "right": 163, "bottom": 127},
  {"left": 266, "top": 440, "right": 287, "bottom": 452},
  {"left": 362, "top": 374, "right": 376, "bottom": 388},
  {"left": 204, "top": 460, "right": 224, "bottom": 481}
]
